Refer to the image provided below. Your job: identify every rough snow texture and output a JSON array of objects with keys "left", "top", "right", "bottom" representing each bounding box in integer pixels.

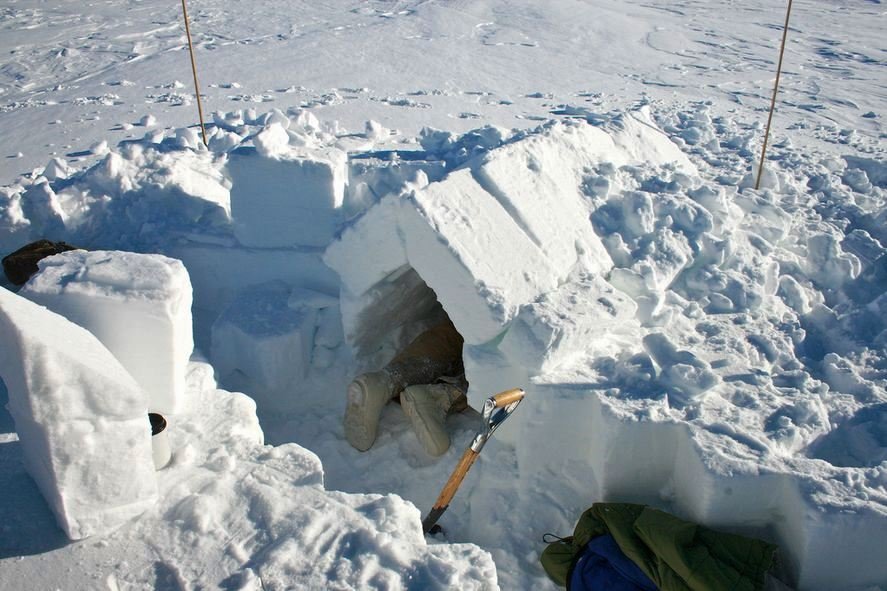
[
  {"left": 130, "top": 364, "right": 497, "bottom": 591},
  {"left": 20, "top": 250, "right": 194, "bottom": 415},
  {"left": 0, "top": 287, "right": 156, "bottom": 539},
  {"left": 324, "top": 115, "right": 887, "bottom": 589},
  {"left": 2, "top": 0, "right": 885, "bottom": 588},
  {"left": 1, "top": 103, "right": 885, "bottom": 589}
]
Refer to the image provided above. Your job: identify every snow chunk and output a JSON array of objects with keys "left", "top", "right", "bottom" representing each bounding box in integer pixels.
[
  {"left": 643, "top": 332, "right": 720, "bottom": 407},
  {"left": 500, "top": 272, "right": 641, "bottom": 374},
  {"left": 0, "top": 187, "right": 31, "bottom": 255},
  {"left": 604, "top": 107, "right": 698, "bottom": 175},
  {"left": 21, "top": 181, "right": 66, "bottom": 239},
  {"left": 0, "top": 287, "right": 156, "bottom": 539},
  {"left": 20, "top": 250, "right": 194, "bottom": 415},
  {"left": 42, "top": 158, "right": 70, "bottom": 181},
  {"left": 227, "top": 139, "right": 347, "bottom": 248},
  {"left": 211, "top": 282, "right": 328, "bottom": 410},
  {"left": 470, "top": 122, "right": 615, "bottom": 277}
]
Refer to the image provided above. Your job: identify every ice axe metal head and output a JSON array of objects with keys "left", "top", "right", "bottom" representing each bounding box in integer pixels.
[
  {"left": 471, "top": 388, "right": 524, "bottom": 453},
  {"left": 422, "top": 387, "right": 525, "bottom": 534}
]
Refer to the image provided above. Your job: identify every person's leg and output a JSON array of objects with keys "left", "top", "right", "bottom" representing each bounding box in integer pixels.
[
  {"left": 344, "top": 318, "right": 464, "bottom": 451},
  {"left": 385, "top": 318, "right": 464, "bottom": 393}
]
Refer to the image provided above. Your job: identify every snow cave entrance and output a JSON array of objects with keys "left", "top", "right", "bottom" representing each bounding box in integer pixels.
[{"left": 348, "top": 264, "right": 464, "bottom": 382}]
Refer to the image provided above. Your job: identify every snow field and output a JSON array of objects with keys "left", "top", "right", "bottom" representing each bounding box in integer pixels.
[{"left": 0, "top": 99, "right": 884, "bottom": 589}]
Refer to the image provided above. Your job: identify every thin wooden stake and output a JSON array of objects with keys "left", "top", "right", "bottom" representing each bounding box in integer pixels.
[
  {"left": 181, "top": 0, "right": 208, "bottom": 147},
  {"left": 755, "top": 0, "right": 794, "bottom": 190}
]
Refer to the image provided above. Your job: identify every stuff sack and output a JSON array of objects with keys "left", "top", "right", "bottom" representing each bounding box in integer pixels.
[
  {"left": 541, "top": 503, "right": 781, "bottom": 591},
  {"left": 2, "top": 239, "right": 79, "bottom": 285}
]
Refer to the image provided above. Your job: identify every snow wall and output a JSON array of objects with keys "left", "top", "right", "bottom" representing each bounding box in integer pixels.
[{"left": 1, "top": 106, "right": 885, "bottom": 589}]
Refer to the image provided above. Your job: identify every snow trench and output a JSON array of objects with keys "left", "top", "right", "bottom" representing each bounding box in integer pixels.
[{"left": 1, "top": 105, "right": 886, "bottom": 589}]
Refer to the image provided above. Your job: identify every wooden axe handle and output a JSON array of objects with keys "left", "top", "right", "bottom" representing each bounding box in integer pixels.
[
  {"left": 491, "top": 388, "right": 525, "bottom": 408},
  {"left": 431, "top": 448, "right": 480, "bottom": 510}
]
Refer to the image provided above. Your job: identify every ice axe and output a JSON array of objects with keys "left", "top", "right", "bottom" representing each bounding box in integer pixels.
[{"left": 421, "top": 387, "right": 525, "bottom": 534}]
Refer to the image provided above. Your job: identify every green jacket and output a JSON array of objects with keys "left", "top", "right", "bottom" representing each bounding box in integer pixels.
[{"left": 541, "top": 503, "right": 777, "bottom": 591}]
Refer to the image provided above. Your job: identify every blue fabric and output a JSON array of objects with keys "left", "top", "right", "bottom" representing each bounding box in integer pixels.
[{"left": 569, "top": 534, "right": 658, "bottom": 591}]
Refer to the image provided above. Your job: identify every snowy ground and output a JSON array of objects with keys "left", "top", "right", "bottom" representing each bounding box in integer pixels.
[
  {"left": 2, "top": 0, "right": 883, "bottom": 183},
  {"left": 1, "top": 0, "right": 886, "bottom": 590}
]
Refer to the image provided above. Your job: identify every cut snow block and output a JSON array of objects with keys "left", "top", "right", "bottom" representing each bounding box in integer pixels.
[
  {"left": 227, "top": 146, "right": 346, "bottom": 248},
  {"left": 471, "top": 123, "right": 616, "bottom": 277},
  {"left": 0, "top": 287, "right": 157, "bottom": 540},
  {"left": 400, "top": 168, "right": 560, "bottom": 344},
  {"left": 323, "top": 194, "right": 410, "bottom": 299},
  {"left": 20, "top": 250, "right": 193, "bottom": 415},
  {"left": 211, "top": 282, "right": 318, "bottom": 409},
  {"left": 499, "top": 272, "right": 641, "bottom": 374},
  {"left": 601, "top": 106, "right": 698, "bottom": 175}
]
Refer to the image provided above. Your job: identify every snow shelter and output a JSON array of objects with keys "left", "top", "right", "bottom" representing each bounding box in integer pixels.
[
  {"left": 322, "top": 114, "right": 886, "bottom": 589},
  {"left": 324, "top": 117, "right": 678, "bottom": 414}
]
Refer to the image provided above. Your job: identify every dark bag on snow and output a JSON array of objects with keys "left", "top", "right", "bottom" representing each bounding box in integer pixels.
[
  {"left": 2, "top": 239, "right": 79, "bottom": 285},
  {"left": 541, "top": 503, "right": 780, "bottom": 591},
  {"left": 570, "top": 533, "right": 657, "bottom": 591}
]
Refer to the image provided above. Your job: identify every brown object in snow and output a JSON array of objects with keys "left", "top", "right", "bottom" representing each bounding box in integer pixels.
[{"left": 2, "top": 239, "right": 80, "bottom": 285}]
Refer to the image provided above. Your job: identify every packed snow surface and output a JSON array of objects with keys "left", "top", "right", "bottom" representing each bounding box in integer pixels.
[{"left": 1, "top": 0, "right": 885, "bottom": 589}]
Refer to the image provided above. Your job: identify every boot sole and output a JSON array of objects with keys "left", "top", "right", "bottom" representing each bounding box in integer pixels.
[
  {"left": 401, "top": 390, "right": 450, "bottom": 457},
  {"left": 344, "top": 381, "right": 376, "bottom": 452}
]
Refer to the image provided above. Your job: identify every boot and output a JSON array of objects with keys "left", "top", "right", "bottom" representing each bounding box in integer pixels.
[
  {"left": 344, "top": 371, "right": 394, "bottom": 451},
  {"left": 400, "top": 382, "right": 466, "bottom": 457}
]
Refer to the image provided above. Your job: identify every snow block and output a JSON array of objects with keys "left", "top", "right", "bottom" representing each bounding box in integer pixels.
[
  {"left": 499, "top": 272, "right": 641, "bottom": 374},
  {"left": 0, "top": 287, "right": 157, "bottom": 539},
  {"left": 20, "top": 250, "right": 194, "bottom": 415},
  {"left": 471, "top": 123, "right": 617, "bottom": 277},
  {"left": 227, "top": 144, "right": 346, "bottom": 248},
  {"left": 167, "top": 243, "right": 339, "bottom": 321},
  {"left": 323, "top": 195, "right": 409, "bottom": 299},
  {"left": 211, "top": 282, "right": 324, "bottom": 409},
  {"left": 603, "top": 106, "right": 698, "bottom": 175},
  {"left": 399, "top": 168, "right": 560, "bottom": 344}
]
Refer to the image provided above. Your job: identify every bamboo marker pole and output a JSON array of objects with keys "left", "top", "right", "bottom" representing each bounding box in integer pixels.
[
  {"left": 755, "top": 0, "right": 794, "bottom": 190},
  {"left": 181, "top": 0, "right": 208, "bottom": 147}
]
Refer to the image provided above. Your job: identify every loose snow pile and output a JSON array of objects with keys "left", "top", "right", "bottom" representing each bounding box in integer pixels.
[{"left": 1, "top": 100, "right": 885, "bottom": 590}]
